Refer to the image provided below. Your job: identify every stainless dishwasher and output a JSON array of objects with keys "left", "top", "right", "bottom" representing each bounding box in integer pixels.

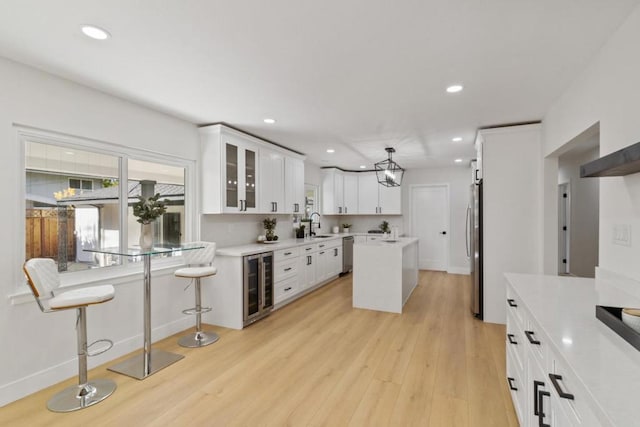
[{"left": 341, "top": 236, "right": 354, "bottom": 275}]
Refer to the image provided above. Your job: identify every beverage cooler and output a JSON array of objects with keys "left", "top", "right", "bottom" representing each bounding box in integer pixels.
[{"left": 243, "top": 252, "right": 274, "bottom": 326}]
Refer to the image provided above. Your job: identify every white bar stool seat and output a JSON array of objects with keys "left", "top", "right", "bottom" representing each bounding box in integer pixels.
[
  {"left": 175, "top": 241, "right": 219, "bottom": 348},
  {"left": 23, "top": 258, "right": 117, "bottom": 412}
]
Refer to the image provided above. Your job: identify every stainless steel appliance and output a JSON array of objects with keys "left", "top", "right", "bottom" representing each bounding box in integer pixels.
[
  {"left": 341, "top": 236, "right": 354, "bottom": 275},
  {"left": 243, "top": 252, "right": 274, "bottom": 326},
  {"left": 468, "top": 180, "right": 483, "bottom": 319}
]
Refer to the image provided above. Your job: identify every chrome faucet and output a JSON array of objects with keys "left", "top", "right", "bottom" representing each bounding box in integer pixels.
[{"left": 309, "top": 212, "right": 321, "bottom": 236}]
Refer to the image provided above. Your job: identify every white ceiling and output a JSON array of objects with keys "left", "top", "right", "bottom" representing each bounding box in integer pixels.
[{"left": 1, "top": 0, "right": 638, "bottom": 170}]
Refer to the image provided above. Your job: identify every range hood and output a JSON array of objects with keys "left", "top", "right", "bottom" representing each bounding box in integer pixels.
[{"left": 581, "top": 141, "right": 640, "bottom": 177}]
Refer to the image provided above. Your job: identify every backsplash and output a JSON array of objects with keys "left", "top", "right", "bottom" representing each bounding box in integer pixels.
[{"left": 200, "top": 214, "right": 334, "bottom": 247}]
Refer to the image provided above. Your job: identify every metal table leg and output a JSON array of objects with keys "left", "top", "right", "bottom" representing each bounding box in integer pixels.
[{"left": 108, "top": 254, "right": 184, "bottom": 380}]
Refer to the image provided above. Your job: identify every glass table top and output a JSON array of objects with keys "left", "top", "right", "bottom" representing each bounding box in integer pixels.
[{"left": 84, "top": 243, "right": 205, "bottom": 257}]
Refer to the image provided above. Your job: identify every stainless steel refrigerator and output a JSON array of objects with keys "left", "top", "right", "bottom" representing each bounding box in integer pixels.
[{"left": 468, "top": 180, "right": 483, "bottom": 319}]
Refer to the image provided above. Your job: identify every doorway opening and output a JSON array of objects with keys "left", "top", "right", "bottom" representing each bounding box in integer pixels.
[
  {"left": 556, "top": 125, "right": 600, "bottom": 277},
  {"left": 410, "top": 184, "right": 449, "bottom": 271}
]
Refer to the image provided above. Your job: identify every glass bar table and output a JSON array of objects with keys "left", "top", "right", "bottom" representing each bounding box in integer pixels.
[{"left": 85, "top": 244, "right": 204, "bottom": 380}]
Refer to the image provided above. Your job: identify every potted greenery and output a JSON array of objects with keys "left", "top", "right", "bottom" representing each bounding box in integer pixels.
[
  {"left": 263, "top": 217, "right": 278, "bottom": 241},
  {"left": 342, "top": 223, "right": 352, "bottom": 233},
  {"left": 133, "top": 193, "right": 168, "bottom": 250},
  {"left": 379, "top": 220, "right": 390, "bottom": 234}
]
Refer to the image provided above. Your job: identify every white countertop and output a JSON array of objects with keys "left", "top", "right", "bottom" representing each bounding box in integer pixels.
[
  {"left": 505, "top": 272, "right": 640, "bottom": 426},
  {"left": 355, "top": 236, "right": 417, "bottom": 248},
  {"left": 216, "top": 234, "right": 348, "bottom": 257}
]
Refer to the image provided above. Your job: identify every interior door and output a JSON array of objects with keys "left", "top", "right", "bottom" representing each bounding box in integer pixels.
[{"left": 411, "top": 185, "right": 449, "bottom": 270}]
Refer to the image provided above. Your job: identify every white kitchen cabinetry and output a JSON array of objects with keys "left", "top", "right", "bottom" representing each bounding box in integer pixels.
[
  {"left": 343, "top": 173, "right": 358, "bottom": 214},
  {"left": 322, "top": 168, "right": 344, "bottom": 214},
  {"left": 505, "top": 277, "right": 600, "bottom": 427},
  {"left": 357, "top": 172, "right": 401, "bottom": 215},
  {"left": 200, "top": 125, "right": 259, "bottom": 213},
  {"left": 200, "top": 124, "right": 305, "bottom": 214},
  {"left": 299, "top": 243, "right": 318, "bottom": 290},
  {"left": 285, "top": 157, "right": 305, "bottom": 214},
  {"left": 260, "top": 148, "right": 285, "bottom": 213}
]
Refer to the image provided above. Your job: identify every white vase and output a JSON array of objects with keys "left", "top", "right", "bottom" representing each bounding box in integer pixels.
[{"left": 139, "top": 222, "right": 153, "bottom": 251}]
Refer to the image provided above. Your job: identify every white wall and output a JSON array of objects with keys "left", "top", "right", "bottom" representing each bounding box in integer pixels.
[
  {"left": 482, "top": 124, "right": 543, "bottom": 324},
  {"left": 543, "top": 4, "right": 640, "bottom": 282},
  {"left": 558, "top": 147, "right": 599, "bottom": 277},
  {"left": 0, "top": 57, "right": 200, "bottom": 406}
]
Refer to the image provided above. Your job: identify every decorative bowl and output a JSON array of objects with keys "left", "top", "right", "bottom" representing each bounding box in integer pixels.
[{"left": 621, "top": 308, "right": 640, "bottom": 333}]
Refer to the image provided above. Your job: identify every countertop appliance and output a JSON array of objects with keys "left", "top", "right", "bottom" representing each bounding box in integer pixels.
[
  {"left": 469, "top": 180, "right": 483, "bottom": 319},
  {"left": 341, "top": 236, "right": 354, "bottom": 275},
  {"left": 243, "top": 252, "right": 274, "bottom": 326}
]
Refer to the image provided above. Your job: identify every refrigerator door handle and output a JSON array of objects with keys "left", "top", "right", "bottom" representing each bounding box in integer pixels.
[{"left": 465, "top": 206, "right": 470, "bottom": 258}]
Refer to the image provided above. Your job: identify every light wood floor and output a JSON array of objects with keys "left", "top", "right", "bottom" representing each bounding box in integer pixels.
[{"left": 1, "top": 271, "right": 517, "bottom": 426}]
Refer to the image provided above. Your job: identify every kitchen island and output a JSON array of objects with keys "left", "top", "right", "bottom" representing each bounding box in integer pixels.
[{"left": 352, "top": 237, "right": 418, "bottom": 313}]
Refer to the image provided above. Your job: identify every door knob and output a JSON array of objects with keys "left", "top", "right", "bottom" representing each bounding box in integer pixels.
[{"left": 440, "top": 231, "right": 447, "bottom": 235}]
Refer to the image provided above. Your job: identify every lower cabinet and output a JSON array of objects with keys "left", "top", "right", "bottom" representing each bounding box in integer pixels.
[
  {"left": 505, "top": 281, "right": 599, "bottom": 426},
  {"left": 273, "top": 239, "right": 343, "bottom": 306}
]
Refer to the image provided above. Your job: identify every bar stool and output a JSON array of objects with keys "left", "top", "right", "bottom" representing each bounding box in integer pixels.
[
  {"left": 23, "top": 258, "right": 117, "bottom": 412},
  {"left": 175, "top": 241, "right": 219, "bottom": 348}
]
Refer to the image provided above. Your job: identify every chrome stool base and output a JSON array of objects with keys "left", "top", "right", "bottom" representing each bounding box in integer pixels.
[
  {"left": 47, "top": 378, "right": 117, "bottom": 413},
  {"left": 178, "top": 330, "right": 219, "bottom": 348}
]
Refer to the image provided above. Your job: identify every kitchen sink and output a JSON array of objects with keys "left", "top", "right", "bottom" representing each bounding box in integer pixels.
[{"left": 312, "top": 235, "right": 332, "bottom": 238}]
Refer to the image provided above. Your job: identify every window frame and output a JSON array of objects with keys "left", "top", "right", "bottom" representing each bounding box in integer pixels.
[{"left": 14, "top": 126, "right": 198, "bottom": 299}]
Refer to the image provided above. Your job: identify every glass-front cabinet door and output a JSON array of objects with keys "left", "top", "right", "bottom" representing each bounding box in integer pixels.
[{"left": 221, "top": 132, "right": 259, "bottom": 213}]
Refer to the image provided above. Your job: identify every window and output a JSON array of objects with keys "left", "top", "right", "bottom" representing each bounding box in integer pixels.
[
  {"left": 68, "top": 178, "right": 94, "bottom": 192},
  {"left": 23, "top": 132, "right": 193, "bottom": 274}
]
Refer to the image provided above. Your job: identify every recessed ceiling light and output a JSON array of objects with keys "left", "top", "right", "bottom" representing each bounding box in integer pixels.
[
  {"left": 452, "top": 137, "right": 463, "bottom": 142},
  {"left": 455, "top": 158, "right": 463, "bottom": 163},
  {"left": 359, "top": 165, "right": 366, "bottom": 169},
  {"left": 65, "top": 151, "right": 74, "bottom": 155},
  {"left": 326, "top": 149, "right": 335, "bottom": 153},
  {"left": 446, "top": 84, "right": 464, "bottom": 93},
  {"left": 81, "top": 25, "right": 111, "bottom": 40},
  {"left": 263, "top": 118, "right": 276, "bottom": 124}
]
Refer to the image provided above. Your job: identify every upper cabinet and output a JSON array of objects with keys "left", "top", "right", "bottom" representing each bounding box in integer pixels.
[
  {"left": 357, "top": 172, "right": 401, "bottom": 215},
  {"left": 260, "top": 148, "right": 285, "bottom": 213},
  {"left": 323, "top": 169, "right": 401, "bottom": 215},
  {"left": 200, "top": 125, "right": 305, "bottom": 214},
  {"left": 474, "top": 133, "right": 483, "bottom": 183},
  {"left": 285, "top": 157, "right": 305, "bottom": 214},
  {"left": 322, "top": 168, "right": 359, "bottom": 215}
]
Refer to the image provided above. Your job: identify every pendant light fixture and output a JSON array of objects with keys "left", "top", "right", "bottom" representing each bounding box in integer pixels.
[{"left": 374, "top": 147, "right": 404, "bottom": 187}]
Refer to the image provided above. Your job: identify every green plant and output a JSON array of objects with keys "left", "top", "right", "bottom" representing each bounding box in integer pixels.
[
  {"left": 379, "top": 220, "right": 390, "bottom": 233},
  {"left": 262, "top": 217, "right": 277, "bottom": 231},
  {"left": 342, "top": 223, "right": 352, "bottom": 229},
  {"left": 133, "top": 193, "right": 169, "bottom": 224}
]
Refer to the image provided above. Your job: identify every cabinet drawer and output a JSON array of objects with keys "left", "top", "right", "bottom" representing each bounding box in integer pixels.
[
  {"left": 506, "top": 308, "right": 525, "bottom": 374},
  {"left": 506, "top": 287, "right": 525, "bottom": 330},
  {"left": 525, "top": 314, "right": 547, "bottom": 368},
  {"left": 317, "top": 239, "right": 341, "bottom": 250},
  {"left": 274, "top": 247, "right": 300, "bottom": 262},
  {"left": 274, "top": 258, "right": 298, "bottom": 282},
  {"left": 551, "top": 356, "right": 598, "bottom": 425},
  {"left": 301, "top": 243, "right": 318, "bottom": 253},
  {"left": 275, "top": 277, "right": 299, "bottom": 304},
  {"left": 506, "top": 345, "right": 525, "bottom": 426}
]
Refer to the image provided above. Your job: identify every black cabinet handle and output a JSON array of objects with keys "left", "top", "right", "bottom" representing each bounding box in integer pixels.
[
  {"left": 284, "top": 267, "right": 292, "bottom": 272},
  {"left": 440, "top": 231, "right": 447, "bottom": 235},
  {"left": 533, "top": 381, "right": 544, "bottom": 415},
  {"left": 294, "top": 203, "right": 299, "bottom": 212},
  {"left": 507, "top": 334, "right": 517, "bottom": 345},
  {"left": 334, "top": 248, "right": 338, "bottom": 256},
  {"left": 284, "top": 252, "right": 292, "bottom": 256},
  {"left": 537, "top": 389, "right": 551, "bottom": 427},
  {"left": 319, "top": 244, "right": 325, "bottom": 248},
  {"left": 284, "top": 287, "right": 292, "bottom": 292},
  {"left": 507, "top": 299, "right": 518, "bottom": 307},
  {"left": 507, "top": 377, "right": 517, "bottom": 391},
  {"left": 525, "top": 330, "right": 541, "bottom": 345},
  {"left": 306, "top": 247, "right": 312, "bottom": 251},
  {"left": 475, "top": 169, "right": 479, "bottom": 182},
  {"left": 275, "top": 202, "right": 278, "bottom": 212},
  {"left": 548, "top": 374, "right": 574, "bottom": 400}
]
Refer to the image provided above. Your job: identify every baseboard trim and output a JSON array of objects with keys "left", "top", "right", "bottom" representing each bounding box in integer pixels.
[
  {"left": 447, "top": 266, "right": 471, "bottom": 275},
  {"left": 0, "top": 317, "right": 192, "bottom": 407}
]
